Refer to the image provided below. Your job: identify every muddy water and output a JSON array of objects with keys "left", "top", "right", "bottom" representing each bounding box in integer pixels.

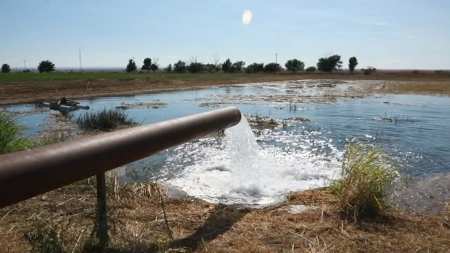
[{"left": 2, "top": 80, "right": 450, "bottom": 211}]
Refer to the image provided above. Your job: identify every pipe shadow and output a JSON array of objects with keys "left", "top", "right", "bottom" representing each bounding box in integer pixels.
[
  {"left": 87, "top": 204, "right": 249, "bottom": 253},
  {"left": 149, "top": 203, "right": 250, "bottom": 252}
]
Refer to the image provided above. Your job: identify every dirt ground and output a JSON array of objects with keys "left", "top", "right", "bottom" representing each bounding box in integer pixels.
[
  {"left": 1, "top": 74, "right": 449, "bottom": 106},
  {"left": 1, "top": 182, "right": 449, "bottom": 253}
]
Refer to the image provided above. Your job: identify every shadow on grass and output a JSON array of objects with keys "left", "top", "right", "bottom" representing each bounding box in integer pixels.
[{"left": 92, "top": 204, "right": 249, "bottom": 253}]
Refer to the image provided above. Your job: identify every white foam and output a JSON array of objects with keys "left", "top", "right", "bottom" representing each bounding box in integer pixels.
[{"left": 163, "top": 115, "right": 343, "bottom": 206}]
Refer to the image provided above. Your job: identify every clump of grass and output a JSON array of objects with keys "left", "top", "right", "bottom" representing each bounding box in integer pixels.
[
  {"left": 23, "top": 222, "right": 65, "bottom": 253},
  {"left": 0, "top": 109, "right": 33, "bottom": 154},
  {"left": 75, "top": 108, "right": 139, "bottom": 131},
  {"left": 329, "top": 139, "right": 398, "bottom": 219}
]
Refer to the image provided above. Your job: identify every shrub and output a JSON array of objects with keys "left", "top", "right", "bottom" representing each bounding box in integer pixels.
[
  {"left": 75, "top": 108, "right": 139, "bottom": 131},
  {"left": 305, "top": 66, "right": 316, "bottom": 72},
  {"left": 412, "top": 70, "right": 419, "bottom": 75},
  {"left": 0, "top": 109, "right": 32, "bottom": 154},
  {"left": 329, "top": 139, "right": 398, "bottom": 219},
  {"left": 23, "top": 223, "right": 65, "bottom": 253}
]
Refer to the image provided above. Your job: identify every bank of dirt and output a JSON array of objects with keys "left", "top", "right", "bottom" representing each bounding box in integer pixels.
[{"left": 1, "top": 74, "right": 450, "bottom": 105}]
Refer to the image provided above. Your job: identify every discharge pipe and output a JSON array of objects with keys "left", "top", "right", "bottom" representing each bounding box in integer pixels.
[{"left": 0, "top": 107, "right": 241, "bottom": 208}]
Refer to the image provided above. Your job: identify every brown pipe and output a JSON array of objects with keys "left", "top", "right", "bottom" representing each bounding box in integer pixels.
[{"left": 0, "top": 107, "right": 241, "bottom": 208}]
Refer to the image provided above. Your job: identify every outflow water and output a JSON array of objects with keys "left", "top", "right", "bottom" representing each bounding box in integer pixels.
[{"left": 163, "top": 115, "right": 342, "bottom": 205}]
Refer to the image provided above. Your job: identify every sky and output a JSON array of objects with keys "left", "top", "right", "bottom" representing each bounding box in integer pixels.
[{"left": 1, "top": 0, "right": 449, "bottom": 70}]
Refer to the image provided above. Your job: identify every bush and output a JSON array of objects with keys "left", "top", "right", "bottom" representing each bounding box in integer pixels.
[
  {"left": 329, "top": 139, "right": 398, "bottom": 219},
  {"left": 362, "top": 67, "right": 377, "bottom": 75},
  {"left": 23, "top": 223, "right": 65, "bottom": 253},
  {"left": 75, "top": 108, "right": 139, "bottom": 131},
  {"left": 173, "top": 60, "right": 187, "bottom": 73},
  {"left": 38, "top": 60, "right": 55, "bottom": 73},
  {"left": 0, "top": 109, "right": 33, "bottom": 154},
  {"left": 305, "top": 66, "right": 316, "bottom": 72},
  {"left": 264, "top": 62, "right": 281, "bottom": 73},
  {"left": 412, "top": 70, "right": 419, "bottom": 75}
]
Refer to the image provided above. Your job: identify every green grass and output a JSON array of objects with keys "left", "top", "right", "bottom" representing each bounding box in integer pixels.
[
  {"left": 0, "top": 71, "right": 276, "bottom": 83},
  {"left": 76, "top": 108, "right": 139, "bottom": 131},
  {"left": 0, "top": 109, "right": 33, "bottom": 154},
  {"left": 329, "top": 139, "right": 398, "bottom": 220}
]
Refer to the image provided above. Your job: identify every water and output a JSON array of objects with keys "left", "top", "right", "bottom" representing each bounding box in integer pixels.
[{"left": 2, "top": 80, "right": 450, "bottom": 209}]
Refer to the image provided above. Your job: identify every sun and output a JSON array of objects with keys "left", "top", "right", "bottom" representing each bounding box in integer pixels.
[{"left": 242, "top": 10, "right": 252, "bottom": 25}]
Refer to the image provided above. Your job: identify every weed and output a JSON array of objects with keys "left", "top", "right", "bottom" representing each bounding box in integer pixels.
[
  {"left": 23, "top": 222, "right": 65, "bottom": 253},
  {"left": 329, "top": 139, "right": 398, "bottom": 220},
  {"left": 0, "top": 109, "right": 33, "bottom": 154},
  {"left": 75, "top": 108, "right": 139, "bottom": 131}
]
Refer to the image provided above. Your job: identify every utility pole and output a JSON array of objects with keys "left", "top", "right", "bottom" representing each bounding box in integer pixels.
[
  {"left": 79, "top": 49, "right": 82, "bottom": 72},
  {"left": 275, "top": 53, "right": 277, "bottom": 64},
  {"left": 23, "top": 60, "right": 27, "bottom": 71}
]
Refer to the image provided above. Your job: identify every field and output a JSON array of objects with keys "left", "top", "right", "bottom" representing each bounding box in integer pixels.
[{"left": 1, "top": 70, "right": 450, "bottom": 106}]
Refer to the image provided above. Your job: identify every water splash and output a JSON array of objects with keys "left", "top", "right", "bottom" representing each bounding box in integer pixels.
[{"left": 163, "top": 114, "right": 342, "bottom": 206}]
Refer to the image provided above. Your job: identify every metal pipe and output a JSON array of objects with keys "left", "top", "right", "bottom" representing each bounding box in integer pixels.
[{"left": 0, "top": 107, "right": 241, "bottom": 208}]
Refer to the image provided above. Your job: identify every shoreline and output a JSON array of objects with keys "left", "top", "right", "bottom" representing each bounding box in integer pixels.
[{"left": 1, "top": 74, "right": 450, "bottom": 106}]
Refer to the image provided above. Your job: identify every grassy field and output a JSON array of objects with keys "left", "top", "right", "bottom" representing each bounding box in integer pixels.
[
  {"left": 0, "top": 72, "right": 278, "bottom": 83},
  {"left": 1, "top": 70, "right": 449, "bottom": 83}
]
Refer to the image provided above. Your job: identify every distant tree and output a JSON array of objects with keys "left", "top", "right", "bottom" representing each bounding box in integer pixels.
[
  {"left": 264, "top": 62, "right": 281, "bottom": 73},
  {"left": 246, "top": 63, "right": 263, "bottom": 73},
  {"left": 1, "top": 64, "right": 10, "bottom": 73},
  {"left": 188, "top": 56, "right": 203, "bottom": 73},
  {"left": 362, "top": 66, "right": 377, "bottom": 75},
  {"left": 348, "top": 56, "right": 358, "bottom": 74},
  {"left": 141, "top": 58, "right": 152, "bottom": 71},
  {"left": 305, "top": 66, "right": 316, "bottom": 72},
  {"left": 126, "top": 59, "right": 137, "bottom": 72},
  {"left": 317, "top": 55, "right": 342, "bottom": 72},
  {"left": 285, "top": 59, "right": 305, "bottom": 72},
  {"left": 221, "top": 59, "right": 232, "bottom": 73},
  {"left": 166, "top": 64, "right": 172, "bottom": 73},
  {"left": 231, "top": 61, "right": 245, "bottom": 73},
  {"left": 173, "top": 60, "right": 187, "bottom": 73},
  {"left": 213, "top": 54, "right": 221, "bottom": 72},
  {"left": 150, "top": 64, "right": 158, "bottom": 72},
  {"left": 37, "top": 60, "right": 55, "bottom": 73}
]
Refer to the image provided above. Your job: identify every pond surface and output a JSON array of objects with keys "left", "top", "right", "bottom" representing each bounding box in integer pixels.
[{"left": 2, "top": 80, "right": 450, "bottom": 209}]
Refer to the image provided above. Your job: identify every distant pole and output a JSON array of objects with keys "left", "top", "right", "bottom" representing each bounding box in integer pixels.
[
  {"left": 275, "top": 53, "right": 277, "bottom": 64},
  {"left": 23, "top": 60, "right": 26, "bottom": 71},
  {"left": 79, "top": 49, "right": 82, "bottom": 72}
]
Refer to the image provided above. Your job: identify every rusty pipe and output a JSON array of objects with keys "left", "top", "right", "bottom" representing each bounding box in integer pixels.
[{"left": 0, "top": 107, "right": 241, "bottom": 208}]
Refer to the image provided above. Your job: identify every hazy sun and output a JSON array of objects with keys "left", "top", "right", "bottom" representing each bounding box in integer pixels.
[{"left": 242, "top": 10, "right": 252, "bottom": 25}]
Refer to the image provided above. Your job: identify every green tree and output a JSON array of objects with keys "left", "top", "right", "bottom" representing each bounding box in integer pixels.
[
  {"left": 231, "top": 61, "right": 245, "bottom": 72},
  {"left": 37, "top": 60, "right": 55, "bottom": 73},
  {"left": 305, "top": 66, "right": 316, "bottom": 72},
  {"left": 166, "top": 64, "right": 172, "bottom": 73},
  {"left": 174, "top": 60, "right": 187, "bottom": 73},
  {"left": 349, "top": 56, "right": 358, "bottom": 74},
  {"left": 317, "top": 55, "right": 342, "bottom": 72},
  {"left": 141, "top": 58, "right": 152, "bottom": 71},
  {"left": 285, "top": 59, "right": 305, "bottom": 72},
  {"left": 150, "top": 64, "right": 158, "bottom": 72},
  {"left": 246, "top": 63, "right": 265, "bottom": 73},
  {"left": 1, "top": 64, "right": 10, "bottom": 73},
  {"left": 221, "top": 59, "right": 232, "bottom": 73},
  {"left": 264, "top": 63, "right": 281, "bottom": 73},
  {"left": 126, "top": 59, "right": 137, "bottom": 72}
]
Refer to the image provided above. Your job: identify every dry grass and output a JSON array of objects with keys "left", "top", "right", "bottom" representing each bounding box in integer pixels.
[{"left": 1, "top": 178, "right": 450, "bottom": 253}]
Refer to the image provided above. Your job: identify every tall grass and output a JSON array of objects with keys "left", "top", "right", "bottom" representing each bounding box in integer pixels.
[
  {"left": 76, "top": 108, "right": 138, "bottom": 131},
  {"left": 0, "top": 109, "right": 33, "bottom": 154},
  {"left": 330, "top": 139, "right": 398, "bottom": 219}
]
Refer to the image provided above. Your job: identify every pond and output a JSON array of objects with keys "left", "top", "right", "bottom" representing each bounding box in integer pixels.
[{"left": 2, "top": 80, "right": 450, "bottom": 210}]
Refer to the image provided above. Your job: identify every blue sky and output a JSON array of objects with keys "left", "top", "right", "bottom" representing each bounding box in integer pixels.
[{"left": 1, "top": 0, "right": 449, "bottom": 70}]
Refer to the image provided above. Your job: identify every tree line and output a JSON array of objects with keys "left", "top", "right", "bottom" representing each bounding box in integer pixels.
[
  {"left": 125, "top": 55, "right": 361, "bottom": 74},
  {"left": 1, "top": 55, "right": 361, "bottom": 74}
]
